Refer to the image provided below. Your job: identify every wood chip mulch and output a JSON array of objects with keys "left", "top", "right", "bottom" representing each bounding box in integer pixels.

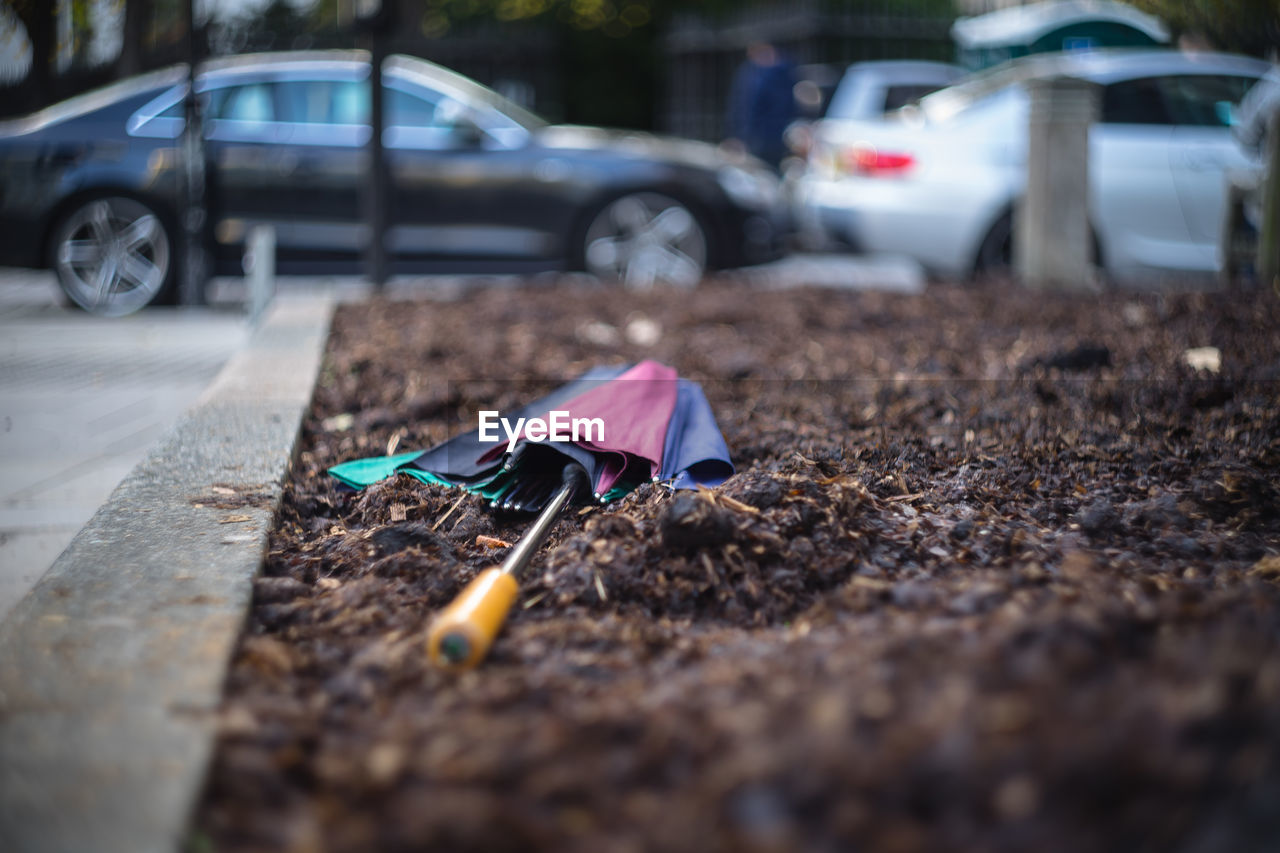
[{"left": 195, "top": 278, "right": 1280, "bottom": 853}]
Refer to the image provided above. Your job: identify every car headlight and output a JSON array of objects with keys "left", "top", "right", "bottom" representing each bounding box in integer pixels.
[{"left": 718, "top": 165, "right": 781, "bottom": 211}]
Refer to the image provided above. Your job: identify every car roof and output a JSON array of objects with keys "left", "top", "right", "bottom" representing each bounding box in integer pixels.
[
  {"left": 0, "top": 65, "right": 187, "bottom": 135},
  {"left": 3, "top": 50, "right": 545, "bottom": 134},
  {"left": 200, "top": 50, "right": 545, "bottom": 130},
  {"left": 840, "top": 60, "right": 966, "bottom": 79},
  {"left": 919, "top": 48, "right": 1272, "bottom": 121}
]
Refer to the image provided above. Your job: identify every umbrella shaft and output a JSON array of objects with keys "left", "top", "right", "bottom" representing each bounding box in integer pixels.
[{"left": 500, "top": 481, "right": 573, "bottom": 578}]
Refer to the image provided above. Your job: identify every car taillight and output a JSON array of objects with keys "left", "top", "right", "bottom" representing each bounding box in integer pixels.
[{"left": 842, "top": 144, "right": 915, "bottom": 177}]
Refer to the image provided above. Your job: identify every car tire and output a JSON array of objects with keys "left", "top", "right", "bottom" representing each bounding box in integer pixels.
[
  {"left": 974, "top": 211, "right": 1107, "bottom": 280},
  {"left": 974, "top": 211, "right": 1013, "bottom": 277},
  {"left": 580, "top": 191, "right": 708, "bottom": 289},
  {"left": 50, "top": 195, "right": 175, "bottom": 317}
]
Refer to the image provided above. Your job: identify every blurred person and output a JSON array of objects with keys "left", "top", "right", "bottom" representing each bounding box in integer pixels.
[
  {"left": 1235, "top": 62, "right": 1280, "bottom": 158},
  {"left": 1224, "top": 62, "right": 1279, "bottom": 281},
  {"left": 725, "top": 40, "right": 797, "bottom": 170}
]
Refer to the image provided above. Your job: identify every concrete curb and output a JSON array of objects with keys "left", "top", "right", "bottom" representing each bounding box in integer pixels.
[{"left": 0, "top": 294, "right": 334, "bottom": 853}]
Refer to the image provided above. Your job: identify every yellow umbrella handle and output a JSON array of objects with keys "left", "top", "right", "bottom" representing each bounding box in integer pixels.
[
  {"left": 426, "top": 568, "right": 519, "bottom": 671},
  {"left": 427, "top": 473, "right": 580, "bottom": 672}
]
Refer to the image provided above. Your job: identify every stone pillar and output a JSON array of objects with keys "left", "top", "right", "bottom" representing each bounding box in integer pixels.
[
  {"left": 1017, "top": 76, "right": 1100, "bottom": 291},
  {"left": 1258, "top": 109, "right": 1280, "bottom": 292}
]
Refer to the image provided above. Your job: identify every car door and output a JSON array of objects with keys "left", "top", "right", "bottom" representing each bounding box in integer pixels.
[
  {"left": 1090, "top": 76, "right": 1189, "bottom": 275},
  {"left": 201, "top": 78, "right": 297, "bottom": 261},
  {"left": 1161, "top": 74, "right": 1262, "bottom": 261},
  {"left": 270, "top": 76, "right": 369, "bottom": 264},
  {"left": 383, "top": 76, "right": 565, "bottom": 269}
]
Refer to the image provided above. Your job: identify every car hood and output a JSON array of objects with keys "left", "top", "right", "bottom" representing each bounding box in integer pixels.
[{"left": 534, "top": 124, "right": 751, "bottom": 172}]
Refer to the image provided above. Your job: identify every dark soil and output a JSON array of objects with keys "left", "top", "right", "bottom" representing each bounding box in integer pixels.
[{"left": 196, "top": 278, "right": 1280, "bottom": 853}]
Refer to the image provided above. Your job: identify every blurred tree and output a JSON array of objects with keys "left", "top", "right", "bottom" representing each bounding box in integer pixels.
[
  {"left": 120, "top": 0, "right": 148, "bottom": 74},
  {"left": 230, "top": 0, "right": 311, "bottom": 51},
  {"left": 7, "top": 0, "right": 54, "bottom": 102},
  {"left": 1128, "top": 0, "right": 1280, "bottom": 57}
]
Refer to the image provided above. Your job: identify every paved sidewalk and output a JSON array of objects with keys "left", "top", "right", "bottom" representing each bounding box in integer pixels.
[
  {"left": 0, "top": 285, "right": 251, "bottom": 622},
  {"left": 0, "top": 295, "right": 333, "bottom": 853}
]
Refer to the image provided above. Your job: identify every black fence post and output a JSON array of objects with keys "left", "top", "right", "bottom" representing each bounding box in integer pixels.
[
  {"left": 180, "top": 0, "right": 208, "bottom": 306},
  {"left": 356, "top": 2, "right": 394, "bottom": 289}
]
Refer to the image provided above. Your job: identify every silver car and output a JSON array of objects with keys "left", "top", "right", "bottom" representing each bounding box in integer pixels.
[
  {"left": 787, "top": 60, "right": 965, "bottom": 247},
  {"left": 793, "top": 49, "right": 1270, "bottom": 281}
]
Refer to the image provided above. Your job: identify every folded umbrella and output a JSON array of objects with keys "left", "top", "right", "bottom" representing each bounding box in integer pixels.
[
  {"left": 328, "top": 363, "right": 629, "bottom": 493},
  {"left": 329, "top": 361, "right": 731, "bottom": 510},
  {"left": 474, "top": 360, "right": 679, "bottom": 497},
  {"left": 327, "top": 362, "right": 735, "bottom": 670}
]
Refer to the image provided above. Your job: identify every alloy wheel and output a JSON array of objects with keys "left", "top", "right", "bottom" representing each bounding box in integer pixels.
[
  {"left": 584, "top": 192, "right": 707, "bottom": 289},
  {"left": 53, "top": 197, "right": 172, "bottom": 317}
]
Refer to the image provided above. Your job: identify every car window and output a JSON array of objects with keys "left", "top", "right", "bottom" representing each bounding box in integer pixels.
[
  {"left": 157, "top": 99, "right": 184, "bottom": 119},
  {"left": 210, "top": 83, "right": 274, "bottom": 123},
  {"left": 882, "top": 84, "right": 944, "bottom": 113},
  {"left": 267, "top": 79, "right": 446, "bottom": 129},
  {"left": 273, "top": 80, "right": 363, "bottom": 124},
  {"left": 1157, "top": 74, "right": 1259, "bottom": 126},
  {"left": 1103, "top": 75, "right": 1260, "bottom": 126},
  {"left": 387, "top": 87, "right": 444, "bottom": 128},
  {"left": 1101, "top": 78, "right": 1172, "bottom": 125},
  {"left": 155, "top": 88, "right": 221, "bottom": 120}
]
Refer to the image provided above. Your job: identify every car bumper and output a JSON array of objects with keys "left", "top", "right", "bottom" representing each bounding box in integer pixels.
[{"left": 797, "top": 173, "right": 1007, "bottom": 278}]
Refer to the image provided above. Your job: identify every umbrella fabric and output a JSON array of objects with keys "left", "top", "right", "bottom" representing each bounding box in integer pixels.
[
  {"left": 405, "top": 363, "right": 630, "bottom": 483},
  {"left": 476, "top": 360, "right": 679, "bottom": 496},
  {"left": 659, "top": 379, "right": 735, "bottom": 490},
  {"left": 327, "top": 364, "right": 628, "bottom": 491},
  {"left": 328, "top": 362, "right": 733, "bottom": 512}
]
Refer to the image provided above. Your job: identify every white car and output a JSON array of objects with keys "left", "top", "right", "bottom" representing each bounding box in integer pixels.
[
  {"left": 794, "top": 49, "right": 1270, "bottom": 281},
  {"left": 823, "top": 60, "right": 968, "bottom": 121},
  {"left": 787, "top": 60, "right": 965, "bottom": 247}
]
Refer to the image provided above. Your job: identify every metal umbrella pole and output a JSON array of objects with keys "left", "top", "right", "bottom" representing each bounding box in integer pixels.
[{"left": 427, "top": 465, "right": 587, "bottom": 671}]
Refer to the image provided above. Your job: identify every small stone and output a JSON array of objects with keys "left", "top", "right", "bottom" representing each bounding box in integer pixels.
[
  {"left": 993, "top": 774, "right": 1040, "bottom": 820},
  {"left": 1078, "top": 498, "right": 1117, "bottom": 535},
  {"left": 624, "top": 315, "right": 662, "bottom": 346},
  {"left": 1183, "top": 346, "right": 1221, "bottom": 373},
  {"left": 658, "top": 493, "right": 737, "bottom": 551},
  {"left": 576, "top": 320, "right": 620, "bottom": 346}
]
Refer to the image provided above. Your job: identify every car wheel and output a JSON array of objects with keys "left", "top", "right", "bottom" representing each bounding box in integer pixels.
[
  {"left": 51, "top": 196, "right": 174, "bottom": 317},
  {"left": 974, "top": 211, "right": 1013, "bottom": 277},
  {"left": 582, "top": 192, "right": 708, "bottom": 289}
]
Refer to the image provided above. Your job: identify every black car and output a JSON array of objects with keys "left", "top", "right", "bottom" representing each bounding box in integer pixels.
[{"left": 0, "top": 51, "right": 789, "bottom": 315}]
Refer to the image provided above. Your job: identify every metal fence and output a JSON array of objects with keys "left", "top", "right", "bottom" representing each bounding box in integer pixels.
[{"left": 661, "top": 0, "right": 957, "bottom": 142}]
